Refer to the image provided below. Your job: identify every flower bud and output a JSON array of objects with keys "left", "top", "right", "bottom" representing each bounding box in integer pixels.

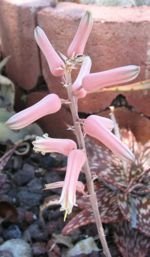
[
  {"left": 87, "top": 115, "right": 114, "bottom": 131},
  {"left": 82, "top": 65, "right": 140, "bottom": 92},
  {"left": 72, "top": 56, "right": 91, "bottom": 98},
  {"left": 67, "top": 11, "right": 93, "bottom": 58},
  {"left": 6, "top": 94, "right": 61, "bottom": 130},
  {"left": 34, "top": 26, "right": 65, "bottom": 76},
  {"left": 84, "top": 115, "right": 135, "bottom": 161}
]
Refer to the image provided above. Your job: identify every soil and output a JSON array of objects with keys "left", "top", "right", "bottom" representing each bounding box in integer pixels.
[{"left": 0, "top": 142, "right": 122, "bottom": 257}]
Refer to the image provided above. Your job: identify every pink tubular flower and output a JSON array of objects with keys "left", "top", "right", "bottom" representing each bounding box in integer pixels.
[
  {"left": 59, "top": 149, "right": 86, "bottom": 218},
  {"left": 6, "top": 94, "right": 61, "bottom": 130},
  {"left": 32, "top": 134, "right": 77, "bottom": 156},
  {"left": 45, "top": 180, "right": 85, "bottom": 195},
  {"left": 72, "top": 56, "right": 92, "bottom": 98},
  {"left": 67, "top": 11, "right": 93, "bottom": 58},
  {"left": 87, "top": 115, "right": 114, "bottom": 131},
  {"left": 82, "top": 65, "right": 140, "bottom": 92},
  {"left": 84, "top": 115, "right": 135, "bottom": 161},
  {"left": 34, "top": 26, "right": 65, "bottom": 77}
]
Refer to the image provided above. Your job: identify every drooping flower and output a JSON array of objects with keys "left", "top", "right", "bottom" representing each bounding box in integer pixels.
[
  {"left": 32, "top": 134, "right": 77, "bottom": 156},
  {"left": 67, "top": 11, "right": 93, "bottom": 58},
  {"left": 34, "top": 26, "right": 65, "bottom": 77},
  {"left": 83, "top": 115, "right": 135, "bottom": 161},
  {"left": 82, "top": 65, "right": 140, "bottom": 92},
  {"left": 59, "top": 149, "right": 86, "bottom": 219},
  {"left": 87, "top": 115, "right": 114, "bottom": 131},
  {"left": 6, "top": 94, "right": 61, "bottom": 130},
  {"left": 45, "top": 180, "right": 85, "bottom": 196},
  {"left": 72, "top": 56, "right": 92, "bottom": 98}
]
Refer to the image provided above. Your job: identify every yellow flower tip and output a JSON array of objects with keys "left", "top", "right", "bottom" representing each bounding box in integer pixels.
[{"left": 64, "top": 210, "right": 69, "bottom": 221}]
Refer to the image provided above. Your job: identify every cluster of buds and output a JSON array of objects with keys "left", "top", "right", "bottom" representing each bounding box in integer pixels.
[{"left": 6, "top": 11, "right": 140, "bottom": 218}]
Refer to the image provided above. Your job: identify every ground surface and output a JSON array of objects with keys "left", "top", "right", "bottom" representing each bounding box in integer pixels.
[{"left": 0, "top": 143, "right": 123, "bottom": 257}]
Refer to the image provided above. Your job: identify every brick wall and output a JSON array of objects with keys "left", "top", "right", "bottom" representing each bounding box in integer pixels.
[{"left": 0, "top": 0, "right": 150, "bottom": 139}]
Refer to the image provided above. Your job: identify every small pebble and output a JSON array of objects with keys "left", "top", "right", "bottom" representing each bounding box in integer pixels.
[
  {"left": 27, "top": 178, "right": 43, "bottom": 193},
  {"left": 26, "top": 222, "right": 48, "bottom": 241},
  {"left": 3, "top": 225, "right": 22, "bottom": 240},
  {"left": 13, "top": 156, "right": 22, "bottom": 170},
  {"left": 0, "top": 250, "right": 14, "bottom": 257},
  {"left": 32, "top": 242, "right": 47, "bottom": 256},
  {"left": 0, "top": 174, "right": 10, "bottom": 194},
  {"left": 22, "top": 163, "right": 35, "bottom": 173},
  {"left": 0, "top": 239, "right": 32, "bottom": 257},
  {"left": 13, "top": 167, "right": 34, "bottom": 186},
  {"left": 17, "top": 189, "right": 42, "bottom": 209}
]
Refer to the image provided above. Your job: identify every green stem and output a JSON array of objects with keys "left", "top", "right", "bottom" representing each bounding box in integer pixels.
[{"left": 65, "top": 70, "right": 112, "bottom": 257}]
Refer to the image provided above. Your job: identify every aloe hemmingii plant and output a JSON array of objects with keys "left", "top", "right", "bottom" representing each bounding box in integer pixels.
[{"left": 6, "top": 11, "right": 140, "bottom": 257}]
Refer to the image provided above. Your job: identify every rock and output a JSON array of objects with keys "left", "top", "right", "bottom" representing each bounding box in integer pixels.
[
  {"left": 22, "top": 163, "right": 35, "bottom": 173},
  {"left": 32, "top": 242, "right": 47, "bottom": 256},
  {"left": 12, "top": 156, "right": 23, "bottom": 171},
  {"left": 66, "top": 237, "right": 99, "bottom": 257},
  {"left": 13, "top": 165, "right": 35, "bottom": 186},
  {"left": 3, "top": 225, "right": 22, "bottom": 240},
  {"left": 17, "top": 208, "right": 36, "bottom": 225},
  {"left": 17, "top": 189, "right": 42, "bottom": 209},
  {"left": 0, "top": 250, "right": 14, "bottom": 257},
  {"left": 26, "top": 222, "right": 47, "bottom": 241},
  {"left": 0, "top": 174, "right": 10, "bottom": 195},
  {"left": 0, "top": 239, "right": 32, "bottom": 257},
  {"left": 27, "top": 178, "right": 43, "bottom": 193}
]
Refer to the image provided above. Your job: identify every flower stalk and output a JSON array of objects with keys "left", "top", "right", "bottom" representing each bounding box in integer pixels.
[
  {"left": 64, "top": 66, "right": 112, "bottom": 257},
  {"left": 6, "top": 10, "right": 140, "bottom": 257}
]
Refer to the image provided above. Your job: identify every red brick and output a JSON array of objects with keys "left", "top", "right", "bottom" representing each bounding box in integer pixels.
[
  {"left": 0, "top": 38, "right": 2, "bottom": 60},
  {"left": 0, "top": 0, "right": 53, "bottom": 90},
  {"left": 126, "top": 89, "right": 150, "bottom": 116},
  {"left": 37, "top": 3, "right": 150, "bottom": 115},
  {"left": 101, "top": 107, "right": 150, "bottom": 143}
]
